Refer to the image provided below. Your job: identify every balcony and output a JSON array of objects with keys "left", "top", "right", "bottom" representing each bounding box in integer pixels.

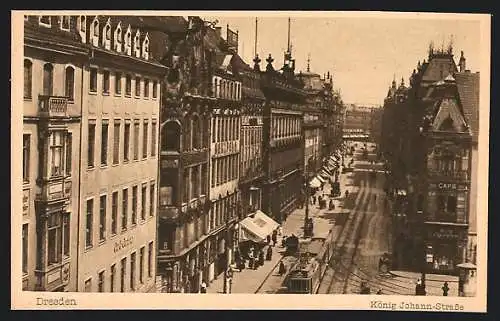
[
  {"left": 159, "top": 206, "right": 179, "bottom": 221},
  {"left": 38, "top": 95, "right": 68, "bottom": 118},
  {"left": 36, "top": 176, "right": 72, "bottom": 206},
  {"left": 428, "top": 170, "right": 469, "bottom": 181},
  {"left": 35, "top": 260, "right": 70, "bottom": 291}
]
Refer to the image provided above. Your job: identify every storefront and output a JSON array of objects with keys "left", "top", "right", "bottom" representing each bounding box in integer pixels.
[{"left": 424, "top": 224, "right": 468, "bottom": 274}]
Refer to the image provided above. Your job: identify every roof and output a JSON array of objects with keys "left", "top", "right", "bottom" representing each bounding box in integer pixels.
[
  {"left": 421, "top": 54, "right": 458, "bottom": 83},
  {"left": 455, "top": 72, "right": 480, "bottom": 142}
]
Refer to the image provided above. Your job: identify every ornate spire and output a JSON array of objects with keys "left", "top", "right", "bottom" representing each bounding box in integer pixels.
[
  {"left": 392, "top": 74, "right": 397, "bottom": 89},
  {"left": 253, "top": 53, "right": 261, "bottom": 72},
  {"left": 306, "top": 53, "right": 311, "bottom": 72},
  {"left": 266, "top": 53, "right": 274, "bottom": 72},
  {"left": 400, "top": 77, "right": 405, "bottom": 88},
  {"left": 428, "top": 41, "right": 434, "bottom": 59}
]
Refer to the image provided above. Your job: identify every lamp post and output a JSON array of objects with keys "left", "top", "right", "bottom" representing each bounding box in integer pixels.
[
  {"left": 223, "top": 197, "right": 235, "bottom": 294},
  {"left": 303, "top": 157, "right": 312, "bottom": 238}
]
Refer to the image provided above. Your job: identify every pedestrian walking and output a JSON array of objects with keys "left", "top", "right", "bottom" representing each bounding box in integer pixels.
[
  {"left": 258, "top": 249, "right": 265, "bottom": 266},
  {"left": 248, "top": 248, "right": 255, "bottom": 269},
  {"left": 266, "top": 245, "right": 273, "bottom": 261},
  {"left": 442, "top": 281, "right": 449, "bottom": 296},
  {"left": 272, "top": 230, "right": 278, "bottom": 246},
  {"left": 278, "top": 261, "right": 286, "bottom": 276},
  {"left": 200, "top": 280, "right": 207, "bottom": 293}
]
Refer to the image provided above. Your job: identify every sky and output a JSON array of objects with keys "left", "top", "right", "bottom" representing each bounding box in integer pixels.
[{"left": 201, "top": 14, "right": 481, "bottom": 106}]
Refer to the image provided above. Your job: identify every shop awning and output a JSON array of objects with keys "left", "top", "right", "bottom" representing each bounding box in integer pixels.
[
  {"left": 316, "top": 175, "right": 326, "bottom": 183},
  {"left": 309, "top": 177, "right": 322, "bottom": 188},
  {"left": 239, "top": 210, "right": 280, "bottom": 243}
]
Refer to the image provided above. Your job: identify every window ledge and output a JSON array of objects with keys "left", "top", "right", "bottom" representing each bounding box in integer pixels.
[
  {"left": 89, "top": 91, "right": 98, "bottom": 96},
  {"left": 125, "top": 94, "right": 132, "bottom": 98},
  {"left": 103, "top": 92, "right": 110, "bottom": 96},
  {"left": 114, "top": 93, "right": 122, "bottom": 98},
  {"left": 23, "top": 97, "right": 33, "bottom": 101}
]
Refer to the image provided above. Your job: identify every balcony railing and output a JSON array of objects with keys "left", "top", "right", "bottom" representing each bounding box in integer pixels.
[
  {"left": 159, "top": 206, "right": 179, "bottom": 221},
  {"left": 38, "top": 95, "right": 68, "bottom": 118},
  {"left": 36, "top": 176, "right": 72, "bottom": 204},
  {"left": 428, "top": 170, "right": 469, "bottom": 180},
  {"left": 35, "top": 260, "right": 70, "bottom": 291}
]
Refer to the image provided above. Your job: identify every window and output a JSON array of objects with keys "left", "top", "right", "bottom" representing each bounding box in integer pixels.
[
  {"left": 86, "top": 199, "right": 94, "bottom": 248},
  {"left": 63, "top": 213, "right": 70, "bottom": 257},
  {"left": 113, "top": 121, "right": 120, "bottom": 165},
  {"left": 150, "top": 181, "right": 155, "bottom": 217},
  {"left": 43, "top": 63, "right": 53, "bottom": 96},
  {"left": 110, "top": 264, "right": 116, "bottom": 292},
  {"left": 114, "top": 23, "right": 122, "bottom": 52},
  {"left": 90, "top": 67, "right": 98, "bottom": 92},
  {"left": 60, "top": 16, "right": 70, "bottom": 31},
  {"left": 151, "top": 121, "right": 157, "bottom": 157},
  {"left": 98, "top": 271, "right": 105, "bottom": 292},
  {"left": 22, "top": 224, "right": 28, "bottom": 273},
  {"left": 91, "top": 18, "right": 99, "bottom": 46},
  {"left": 134, "top": 32, "right": 141, "bottom": 57},
  {"left": 39, "top": 16, "right": 51, "bottom": 27},
  {"left": 142, "top": 35, "right": 149, "bottom": 60},
  {"left": 125, "top": 74, "right": 132, "bottom": 96},
  {"left": 111, "top": 192, "right": 118, "bottom": 235},
  {"left": 152, "top": 81, "right": 158, "bottom": 98},
  {"left": 88, "top": 123, "right": 96, "bottom": 168},
  {"left": 65, "top": 132, "right": 72, "bottom": 176},
  {"left": 447, "top": 196, "right": 457, "bottom": 213},
  {"left": 132, "top": 186, "right": 138, "bottom": 225},
  {"left": 133, "top": 122, "right": 139, "bottom": 160},
  {"left": 135, "top": 77, "right": 141, "bottom": 97},
  {"left": 141, "top": 184, "right": 147, "bottom": 221},
  {"left": 103, "top": 70, "right": 110, "bottom": 94},
  {"left": 103, "top": 22, "right": 111, "bottom": 49},
  {"left": 24, "top": 59, "right": 32, "bottom": 99},
  {"left": 78, "top": 15, "right": 86, "bottom": 34},
  {"left": 99, "top": 195, "right": 107, "bottom": 241},
  {"left": 192, "top": 116, "right": 201, "bottom": 149},
  {"left": 120, "top": 257, "right": 126, "bottom": 292},
  {"left": 48, "top": 214, "right": 61, "bottom": 264},
  {"left": 162, "top": 121, "right": 180, "bottom": 152},
  {"left": 144, "top": 79, "right": 149, "bottom": 98},
  {"left": 183, "top": 169, "right": 189, "bottom": 203},
  {"left": 125, "top": 27, "right": 132, "bottom": 55},
  {"left": 115, "top": 72, "right": 122, "bottom": 94},
  {"left": 139, "top": 247, "right": 145, "bottom": 284},
  {"left": 191, "top": 166, "right": 199, "bottom": 198},
  {"left": 143, "top": 121, "right": 148, "bottom": 159},
  {"left": 50, "top": 131, "right": 64, "bottom": 177},
  {"left": 148, "top": 241, "right": 153, "bottom": 277},
  {"left": 84, "top": 278, "right": 92, "bottom": 292},
  {"left": 130, "top": 252, "right": 136, "bottom": 290},
  {"left": 101, "top": 122, "right": 108, "bottom": 166},
  {"left": 122, "top": 189, "right": 128, "bottom": 231},
  {"left": 437, "top": 195, "right": 446, "bottom": 211},
  {"left": 63, "top": 66, "right": 75, "bottom": 101},
  {"left": 124, "top": 123, "right": 130, "bottom": 162},
  {"left": 23, "top": 134, "right": 30, "bottom": 182}
]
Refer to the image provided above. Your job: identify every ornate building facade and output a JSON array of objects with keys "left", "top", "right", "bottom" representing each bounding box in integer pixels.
[{"left": 261, "top": 52, "right": 306, "bottom": 223}]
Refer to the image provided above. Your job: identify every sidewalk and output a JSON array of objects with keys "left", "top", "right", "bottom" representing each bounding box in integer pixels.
[{"left": 206, "top": 153, "right": 354, "bottom": 294}]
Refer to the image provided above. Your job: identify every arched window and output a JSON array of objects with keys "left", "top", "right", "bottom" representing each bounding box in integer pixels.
[
  {"left": 134, "top": 30, "right": 141, "bottom": 58},
  {"left": 162, "top": 121, "right": 181, "bottom": 152},
  {"left": 23, "top": 59, "right": 32, "bottom": 99},
  {"left": 39, "top": 16, "right": 51, "bottom": 27},
  {"left": 91, "top": 17, "right": 99, "bottom": 46},
  {"left": 142, "top": 33, "right": 149, "bottom": 60},
  {"left": 102, "top": 19, "right": 111, "bottom": 49},
  {"left": 114, "top": 22, "right": 122, "bottom": 52},
  {"left": 65, "top": 66, "right": 75, "bottom": 100},
  {"left": 60, "top": 16, "right": 70, "bottom": 31},
  {"left": 124, "top": 26, "right": 132, "bottom": 55},
  {"left": 43, "top": 63, "right": 54, "bottom": 96},
  {"left": 192, "top": 115, "right": 201, "bottom": 149},
  {"left": 77, "top": 15, "right": 86, "bottom": 43}
]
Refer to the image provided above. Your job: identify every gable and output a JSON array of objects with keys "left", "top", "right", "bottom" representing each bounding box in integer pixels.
[{"left": 431, "top": 98, "right": 468, "bottom": 132}]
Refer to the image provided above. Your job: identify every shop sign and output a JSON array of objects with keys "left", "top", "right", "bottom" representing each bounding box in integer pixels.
[
  {"left": 113, "top": 235, "right": 135, "bottom": 253},
  {"left": 426, "top": 254, "right": 434, "bottom": 263},
  {"left": 431, "top": 228, "right": 459, "bottom": 239},
  {"left": 437, "top": 183, "right": 457, "bottom": 190}
]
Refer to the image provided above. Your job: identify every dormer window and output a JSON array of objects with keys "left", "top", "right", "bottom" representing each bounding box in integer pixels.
[
  {"left": 78, "top": 15, "right": 86, "bottom": 43},
  {"left": 124, "top": 25, "right": 132, "bottom": 56},
  {"left": 114, "top": 22, "right": 122, "bottom": 52},
  {"left": 102, "top": 19, "right": 111, "bottom": 50},
  {"left": 142, "top": 33, "right": 149, "bottom": 60},
  {"left": 133, "top": 31, "right": 141, "bottom": 58},
  {"left": 91, "top": 17, "right": 100, "bottom": 47},
  {"left": 39, "top": 16, "right": 51, "bottom": 27},
  {"left": 60, "top": 16, "right": 70, "bottom": 31}
]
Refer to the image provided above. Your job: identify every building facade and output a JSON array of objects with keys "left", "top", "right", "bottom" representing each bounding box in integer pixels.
[
  {"left": 23, "top": 15, "right": 87, "bottom": 291},
  {"left": 261, "top": 52, "right": 306, "bottom": 223},
  {"left": 382, "top": 44, "right": 476, "bottom": 275},
  {"left": 77, "top": 15, "right": 165, "bottom": 292}
]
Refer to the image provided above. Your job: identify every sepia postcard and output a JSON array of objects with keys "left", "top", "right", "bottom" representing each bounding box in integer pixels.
[{"left": 11, "top": 10, "right": 490, "bottom": 311}]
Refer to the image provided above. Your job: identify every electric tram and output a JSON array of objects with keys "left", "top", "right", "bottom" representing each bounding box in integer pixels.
[{"left": 285, "top": 229, "right": 337, "bottom": 294}]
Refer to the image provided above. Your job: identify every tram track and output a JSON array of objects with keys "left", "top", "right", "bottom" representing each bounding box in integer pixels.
[{"left": 316, "top": 173, "right": 372, "bottom": 294}]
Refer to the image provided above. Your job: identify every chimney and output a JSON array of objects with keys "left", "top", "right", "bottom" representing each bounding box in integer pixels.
[
  {"left": 215, "top": 26, "right": 222, "bottom": 38},
  {"left": 459, "top": 50, "right": 466, "bottom": 73}
]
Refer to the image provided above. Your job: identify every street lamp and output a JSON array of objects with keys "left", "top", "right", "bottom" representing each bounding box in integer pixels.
[
  {"left": 303, "top": 157, "right": 313, "bottom": 238},
  {"left": 223, "top": 195, "right": 236, "bottom": 294}
]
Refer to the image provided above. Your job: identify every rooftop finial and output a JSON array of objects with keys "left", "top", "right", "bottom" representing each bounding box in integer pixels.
[
  {"left": 307, "top": 53, "right": 311, "bottom": 72},
  {"left": 287, "top": 17, "right": 291, "bottom": 53},
  {"left": 254, "top": 17, "right": 258, "bottom": 58},
  {"left": 429, "top": 41, "right": 435, "bottom": 58},
  {"left": 447, "top": 34, "right": 454, "bottom": 54}
]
